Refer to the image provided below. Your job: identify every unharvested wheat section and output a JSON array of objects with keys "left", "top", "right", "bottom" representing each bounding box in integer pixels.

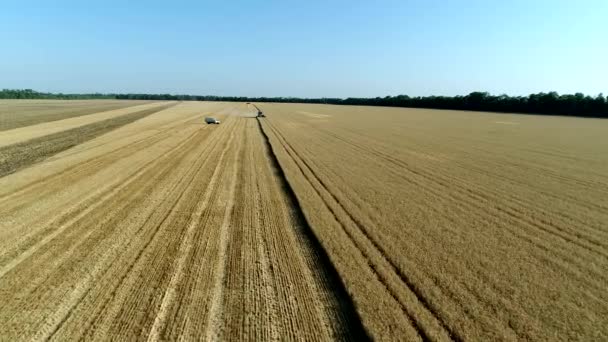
[{"left": 259, "top": 103, "right": 608, "bottom": 341}]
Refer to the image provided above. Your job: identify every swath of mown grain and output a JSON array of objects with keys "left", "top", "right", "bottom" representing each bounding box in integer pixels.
[
  {"left": 0, "top": 102, "right": 177, "bottom": 177},
  {"left": 0, "top": 99, "right": 149, "bottom": 131}
]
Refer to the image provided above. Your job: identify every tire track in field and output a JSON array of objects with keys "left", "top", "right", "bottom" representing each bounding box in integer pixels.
[
  {"left": 262, "top": 117, "right": 457, "bottom": 341},
  {"left": 256, "top": 117, "right": 370, "bottom": 341}
]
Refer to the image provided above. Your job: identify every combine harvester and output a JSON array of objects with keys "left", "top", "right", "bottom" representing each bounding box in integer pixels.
[
  {"left": 252, "top": 104, "right": 265, "bottom": 117},
  {"left": 247, "top": 102, "right": 265, "bottom": 118}
]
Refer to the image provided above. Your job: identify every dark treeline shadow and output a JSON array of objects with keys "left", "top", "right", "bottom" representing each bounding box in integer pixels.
[{"left": 2, "top": 89, "right": 607, "bottom": 118}]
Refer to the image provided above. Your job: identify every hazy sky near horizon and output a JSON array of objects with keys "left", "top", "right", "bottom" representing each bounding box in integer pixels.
[{"left": 1, "top": 0, "right": 606, "bottom": 97}]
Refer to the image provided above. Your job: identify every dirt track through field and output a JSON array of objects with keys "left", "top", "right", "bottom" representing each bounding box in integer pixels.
[{"left": 0, "top": 101, "right": 365, "bottom": 341}]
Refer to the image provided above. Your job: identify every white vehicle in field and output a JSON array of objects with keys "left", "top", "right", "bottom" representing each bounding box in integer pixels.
[{"left": 205, "top": 117, "right": 220, "bottom": 124}]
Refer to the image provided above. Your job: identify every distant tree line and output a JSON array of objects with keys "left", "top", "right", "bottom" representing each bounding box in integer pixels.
[
  {"left": 114, "top": 93, "right": 343, "bottom": 103},
  {"left": 2, "top": 89, "right": 607, "bottom": 118},
  {"left": 0, "top": 89, "right": 115, "bottom": 99},
  {"left": 339, "top": 92, "right": 608, "bottom": 118}
]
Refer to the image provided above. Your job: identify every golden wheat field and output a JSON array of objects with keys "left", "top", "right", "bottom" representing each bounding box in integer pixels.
[{"left": 0, "top": 100, "right": 606, "bottom": 341}]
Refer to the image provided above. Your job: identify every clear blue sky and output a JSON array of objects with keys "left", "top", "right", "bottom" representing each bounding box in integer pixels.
[{"left": 1, "top": 0, "right": 606, "bottom": 97}]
